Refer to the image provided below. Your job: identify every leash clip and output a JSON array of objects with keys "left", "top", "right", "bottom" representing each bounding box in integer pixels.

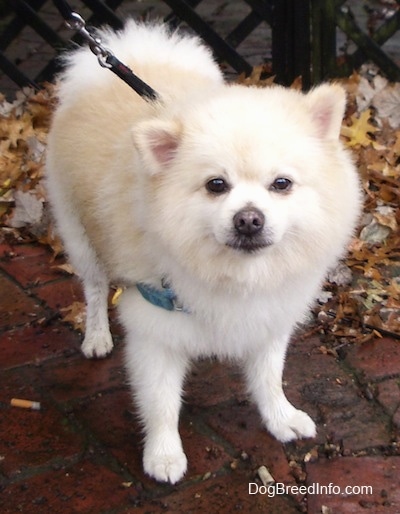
[
  {"left": 64, "top": 12, "right": 113, "bottom": 69},
  {"left": 64, "top": 11, "right": 85, "bottom": 32}
]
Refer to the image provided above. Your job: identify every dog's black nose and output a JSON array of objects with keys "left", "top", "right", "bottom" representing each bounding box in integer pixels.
[{"left": 233, "top": 207, "right": 265, "bottom": 236}]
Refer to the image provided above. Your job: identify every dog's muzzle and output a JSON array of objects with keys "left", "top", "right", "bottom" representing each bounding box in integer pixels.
[{"left": 227, "top": 207, "right": 272, "bottom": 253}]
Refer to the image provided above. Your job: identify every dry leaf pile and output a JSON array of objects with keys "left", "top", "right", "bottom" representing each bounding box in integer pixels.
[
  {"left": 320, "top": 70, "right": 400, "bottom": 343},
  {"left": 0, "top": 84, "right": 60, "bottom": 249},
  {"left": 0, "top": 71, "right": 399, "bottom": 341}
]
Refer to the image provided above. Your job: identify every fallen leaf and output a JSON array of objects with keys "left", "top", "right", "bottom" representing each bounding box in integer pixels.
[
  {"left": 359, "top": 219, "right": 391, "bottom": 244},
  {"left": 341, "top": 109, "right": 378, "bottom": 147},
  {"left": 356, "top": 74, "right": 388, "bottom": 111},
  {"left": 53, "top": 263, "right": 75, "bottom": 275},
  {"left": 374, "top": 205, "right": 398, "bottom": 232},
  {"left": 60, "top": 301, "right": 86, "bottom": 332},
  {"left": 328, "top": 262, "right": 353, "bottom": 286},
  {"left": 373, "top": 82, "right": 400, "bottom": 128},
  {"left": 9, "top": 190, "right": 44, "bottom": 229}
]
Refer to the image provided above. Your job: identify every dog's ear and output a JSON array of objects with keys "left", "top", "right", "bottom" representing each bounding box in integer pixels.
[
  {"left": 132, "top": 119, "right": 182, "bottom": 173},
  {"left": 306, "top": 84, "right": 346, "bottom": 140}
]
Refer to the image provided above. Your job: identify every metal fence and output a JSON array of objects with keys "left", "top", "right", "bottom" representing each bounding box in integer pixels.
[
  {"left": 0, "top": 0, "right": 399, "bottom": 97},
  {"left": 312, "top": 0, "right": 400, "bottom": 83}
]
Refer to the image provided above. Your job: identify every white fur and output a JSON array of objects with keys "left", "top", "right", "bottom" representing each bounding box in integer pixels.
[{"left": 46, "top": 21, "right": 362, "bottom": 483}]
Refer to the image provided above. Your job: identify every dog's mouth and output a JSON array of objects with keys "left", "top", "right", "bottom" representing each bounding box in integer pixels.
[
  {"left": 226, "top": 234, "right": 273, "bottom": 254},
  {"left": 224, "top": 207, "right": 274, "bottom": 254}
]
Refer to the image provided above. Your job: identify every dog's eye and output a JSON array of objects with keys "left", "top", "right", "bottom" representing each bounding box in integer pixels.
[
  {"left": 270, "top": 177, "right": 293, "bottom": 192},
  {"left": 206, "top": 178, "right": 230, "bottom": 195}
]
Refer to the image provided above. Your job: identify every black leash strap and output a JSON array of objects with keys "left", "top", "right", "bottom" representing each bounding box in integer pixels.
[{"left": 53, "top": 0, "right": 159, "bottom": 102}]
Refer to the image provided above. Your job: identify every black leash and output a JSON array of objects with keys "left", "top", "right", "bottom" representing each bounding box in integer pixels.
[{"left": 52, "top": 0, "right": 159, "bottom": 102}]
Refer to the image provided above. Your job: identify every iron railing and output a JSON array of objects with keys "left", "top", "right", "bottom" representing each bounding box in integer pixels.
[{"left": 0, "top": 0, "right": 399, "bottom": 97}]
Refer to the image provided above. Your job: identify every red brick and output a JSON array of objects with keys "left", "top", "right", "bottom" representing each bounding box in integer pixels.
[
  {"left": 71, "top": 387, "right": 230, "bottom": 485},
  {"left": 0, "top": 273, "right": 44, "bottom": 329},
  {"left": 345, "top": 337, "right": 400, "bottom": 382},
  {"left": 0, "top": 242, "right": 16, "bottom": 258},
  {"left": 181, "top": 413, "right": 231, "bottom": 479},
  {"left": 33, "top": 276, "right": 83, "bottom": 311},
  {"left": 71, "top": 388, "right": 148, "bottom": 482},
  {"left": 185, "top": 358, "right": 247, "bottom": 407},
  {"left": 1, "top": 458, "right": 136, "bottom": 514},
  {"left": 285, "top": 337, "right": 391, "bottom": 451},
  {"left": 284, "top": 336, "right": 332, "bottom": 423},
  {"left": 1, "top": 241, "right": 398, "bottom": 513},
  {"left": 33, "top": 278, "right": 123, "bottom": 337},
  {"left": 204, "top": 401, "right": 295, "bottom": 486},
  {"left": 0, "top": 243, "right": 46, "bottom": 261},
  {"left": 306, "top": 456, "right": 400, "bottom": 513},
  {"left": 41, "top": 342, "right": 125, "bottom": 403},
  {"left": 0, "top": 322, "right": 81, "bottom": 369},
  {"left": 393, "top": 407, "right": 400, "bottom": 430},
  {"left": 0, "top": 245, "right": 65, "bottom": 288},
  {"left": 0, "top": 369, "right": 84, "bottom": 477},
  {"left": 376, "top": 379, "right": 400, "bottom": 416},
  {"left": 132, "top": 471, "right": 301, "bottom": 514}
]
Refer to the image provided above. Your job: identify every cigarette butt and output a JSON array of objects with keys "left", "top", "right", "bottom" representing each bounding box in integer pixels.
[
  {"left": 257, "top": 465, "right": 275, "bottom": 486},
  {"left": 10, "top": 398, "right": 41, "bottom": 411}
]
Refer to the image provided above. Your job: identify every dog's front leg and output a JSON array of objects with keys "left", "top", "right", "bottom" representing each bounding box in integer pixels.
[
  {"left": 125, "top": 336, "right": 189, "bottom": 484},
  {"left": 244, "top": 338, "right": 316, "bottom": 443}
]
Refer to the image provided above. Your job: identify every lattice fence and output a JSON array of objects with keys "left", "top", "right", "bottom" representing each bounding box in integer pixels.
[
  {"left": 312, "top": 0, "right": 400, "bottom": 82},
  {"left": 0, "top": 0, "right": 399, "bottom": 98}
]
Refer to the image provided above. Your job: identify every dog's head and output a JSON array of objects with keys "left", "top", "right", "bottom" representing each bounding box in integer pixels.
[{"left": 132, "top": 84, "right": 360, "bottom": 288}]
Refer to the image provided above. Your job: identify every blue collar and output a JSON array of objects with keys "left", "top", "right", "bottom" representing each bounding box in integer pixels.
[{"left": 136, "top": 281, "right": 189, "bottom": 313}]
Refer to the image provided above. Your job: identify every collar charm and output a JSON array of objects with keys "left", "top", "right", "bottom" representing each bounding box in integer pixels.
[{"left": 136, "top": 281, "right": 189, "bottom": 313}]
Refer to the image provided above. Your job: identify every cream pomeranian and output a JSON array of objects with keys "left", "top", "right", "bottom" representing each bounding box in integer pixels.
[{"left": 46, "top": 21, "right": 361, "bottom": 483}]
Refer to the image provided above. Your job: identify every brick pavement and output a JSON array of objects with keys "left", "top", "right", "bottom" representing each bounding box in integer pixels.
[{"left": 1, "top": 241, "right": 400, "bottom": 513}]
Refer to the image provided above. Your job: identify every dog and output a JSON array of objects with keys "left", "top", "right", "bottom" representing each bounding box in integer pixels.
[{"left": 46, "top": 20, "right": 362, "bottom": 484}]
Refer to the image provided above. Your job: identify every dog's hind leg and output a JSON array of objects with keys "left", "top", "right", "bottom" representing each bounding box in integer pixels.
[
  {"left": 80, "top": 262, "right": 113, "bottom": 358},
  {"left": 50, "top": 197, "right": 113, "bottom": 358}
]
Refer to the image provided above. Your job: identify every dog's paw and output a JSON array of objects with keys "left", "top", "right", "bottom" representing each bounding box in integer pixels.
[
  {"left": 143, "top": 439, "right": 187, "bottom": 484},
  {"left": 266, "top": 408, "right": 316, "bottom": 443},
  {"left": 81, "top": 330, "right": 113, "bottom": 359}
]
